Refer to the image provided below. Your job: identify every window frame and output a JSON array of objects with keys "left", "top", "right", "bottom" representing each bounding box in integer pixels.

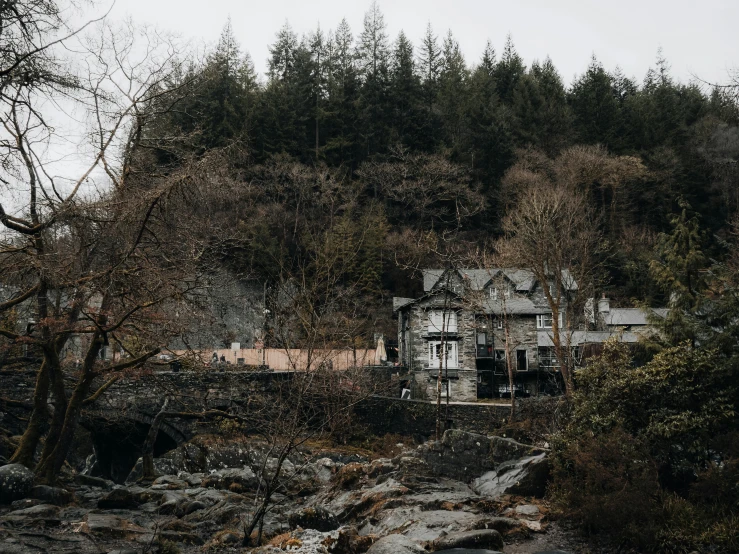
[
  {"left": 428, "top": 309, "right": 458, "bottom": 333},
  {"left": 427, "top": 340, "right": 459, "bottom": 368},
  {"left": 536, "top": 312, "right": 564, "bottom": 329}
]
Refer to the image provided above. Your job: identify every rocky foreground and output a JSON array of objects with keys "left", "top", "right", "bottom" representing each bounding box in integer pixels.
[{"left": 0, "top": 430, "right": 581, "bottom": 553}]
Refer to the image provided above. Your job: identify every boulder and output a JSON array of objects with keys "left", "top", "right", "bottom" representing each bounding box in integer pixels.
[
  {"left": 97, "top": 487, "right": 140, "bottom": 509},
  {"left": 30, "top": 485, "right": 73, "bottom": 506},
  {"left": 124, "top": 457, "right": 178, "bottom": 483},
  {"left": 366, "top": 534, "right": 425, "bottom": 554},
  {"left": 472, "top": 453, "right": 550, "bottom": 498},
  {"left": 75, "top": 473, "right": 114, "bottom": 489},
  {"left": 0, "top": 464, "right": 34, "bottom": 504},
  {"left": 157, "top": 491, "right": 186, "bottom": 515},
  {"left": 202, "top": 467, "right": 260, "bottom": 490},
  {"left": 310, "top": 457, "right": 342, "bottom": 483},
  {"left": 432, "top": 529, "right": 504, "bottom": 551},
  {"left": 6, "top": 503, "right": 60, "bottom": 518},
  {"left": 83, "top": 513, "right": 147, "bottom": 538},
  {"left": 288, "top": 506, "right": 340, "bottom": 532},
  {"left": 415, "top": 430, "right": 545, "bottom": 482},
  {"left": 515, "top": 503, "right": 541, "bottom": 516}
]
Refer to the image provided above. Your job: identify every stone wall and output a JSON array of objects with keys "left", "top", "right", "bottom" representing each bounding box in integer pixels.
[{"left": 352, "top": 395, "right": 561, "bottom": 439}]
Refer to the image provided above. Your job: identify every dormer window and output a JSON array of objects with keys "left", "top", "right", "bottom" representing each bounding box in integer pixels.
[{"left": 490, "top": 286, "right": 511, "bottom": 299}]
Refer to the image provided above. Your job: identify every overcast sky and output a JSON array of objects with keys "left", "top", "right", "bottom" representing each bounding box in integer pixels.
[{"left": 109, "top": 0, "right": 738, "bottom": 87}]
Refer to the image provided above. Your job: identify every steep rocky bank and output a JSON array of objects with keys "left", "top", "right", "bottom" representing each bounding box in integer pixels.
[{"left": 0, "top": 431, "right": 582, "bottom": 553}]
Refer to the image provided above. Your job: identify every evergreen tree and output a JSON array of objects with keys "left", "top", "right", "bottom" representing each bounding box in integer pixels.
[
  {"left": 415, "top": 22, "right": 443, "bottom": 151},
  {"left": 649, "top": 198, "right": 708, "bottom": 346},
  {"left": 389, "top": 30, "right": 423, "bottom": 148},
  {"left": 418, "top": 22, "right": 442, "bottom": 106},
  {"left": 494, "top": 35, "right": 525, "bottom": 104},
  {"left": 437, "top": 30, "right": 468, "bottom": 153},
  {"left": 512, "top": 57, "right": 572, "bottom": 153},
  {"left": 569, "top": 56, "right": 622, "bottom": 149},
  {"left": 195, "top": 20, "right": 253, "bottom": 149},
  {"left": 259, "top": 22, "right": 312, "bottom": 157},
  {"left": 357, "top": 1, "right": 391, "bottom": 157},
  {"left": 322, "top": 18, "right": 361, "bottom": 166},
  {"left": 465, "top": 44, "right": 514, "bottom": 188}
]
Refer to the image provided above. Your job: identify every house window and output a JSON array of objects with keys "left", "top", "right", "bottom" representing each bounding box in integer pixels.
[
  {"left": 428, "top": 310, "right": 457, "bottom": 333},
  {"left": 538, "top": 346, "right": 560, "bottom": 369},
  {"left": 428, "top": 340, "right": 458, "bottom": 368},
  {"left": 490, "top": 286, "right": 511, "bottom": 299},
  {"left": 536, "top": 313, "right": 564, "bottom": 329},
  {"left": 493, "top": 349, "right": 506, "bottom": 373},
  {"left": 497, "top": 318, "right": 503, "bottom": 329}
]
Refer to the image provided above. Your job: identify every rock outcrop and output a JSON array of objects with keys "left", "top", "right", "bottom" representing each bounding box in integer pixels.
[{"left": 0, "top": 431, "right": 560, "bottom": 554}]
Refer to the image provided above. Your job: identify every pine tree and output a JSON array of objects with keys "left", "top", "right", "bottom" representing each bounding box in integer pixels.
[
  {"left": 437, "top": 30, "right": 468, "bottom": 152},
  {"left": 466, "top": 44, "right": 513, "bottom": 187},
  {"left": 418, "top": 22, "right": 442, "bottom": 106},
  {"left": 357, "top": 1, "right": 391, "bottom": 157},
  {"left": 495, "top": 35, "right": 525, "bottom": 104},
  {"left": 389, "top": 30, "right": 423, "bottom": 148},
  {"left": 415, "top": 22, "right": 443, "bottom": 152},
  {"left": 322, "top": 18, "right": 361, "bottom": 166},
  {"left": 512, "top": 57, "right": 572, "bottom": 153},
  {"left": 569, "top": 56, "right": 622, "bottom": 148},
  {"left": 197, "top": 20, "right": 252, "bottom": 149},
  {"left": 649, "top": 198, "right": 708, "bottom": 346}
]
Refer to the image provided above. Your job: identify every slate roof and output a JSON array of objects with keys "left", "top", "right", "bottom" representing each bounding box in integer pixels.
[
  {"left": 422, "top": 268, "right": 577, "bottom": 293},
  {"left": 537, "top": 330, "right": 644, "bottom": 346},
  {"left": 604, "top": 308, "right": 668, "bottom": 326},
  {"left": 392, "top": 297, "right": 415, "bottom": 312}
]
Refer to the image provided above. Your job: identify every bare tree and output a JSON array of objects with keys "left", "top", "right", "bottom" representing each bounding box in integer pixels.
[
  {"left": 0, "top": 4, "right": 212, "bottom": 482},
  {"left": 498, "top": 179, "right": 602, "bottom": 397}
]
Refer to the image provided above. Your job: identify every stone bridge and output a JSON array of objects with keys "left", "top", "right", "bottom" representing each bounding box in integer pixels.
[
  {"left": 80, "top": 370, "right": 286, "bottom": 481},
  {"left": 4, "top": 368, "right": 528, "bottom": 482}
]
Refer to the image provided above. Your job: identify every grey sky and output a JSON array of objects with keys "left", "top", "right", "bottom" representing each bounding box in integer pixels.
[{"left": 111, "top": 0, "right": 738, "bottom": 87}]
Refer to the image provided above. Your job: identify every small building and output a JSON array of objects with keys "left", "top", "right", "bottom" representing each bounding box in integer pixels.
[{"left": 393, "top": 268, "right": 665, "bottom": 402}]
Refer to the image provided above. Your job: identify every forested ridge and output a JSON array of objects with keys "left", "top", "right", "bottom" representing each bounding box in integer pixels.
[{"left": 136, "top": 2, "right": 739, "bottom": 313}]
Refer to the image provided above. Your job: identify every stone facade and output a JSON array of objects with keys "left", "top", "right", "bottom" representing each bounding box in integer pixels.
[
  {"left": 395, "top": 268, "right": 575, "bottom": 402},
  {"left": 395, "top": 269, "right": 667, "bottom": 402}
]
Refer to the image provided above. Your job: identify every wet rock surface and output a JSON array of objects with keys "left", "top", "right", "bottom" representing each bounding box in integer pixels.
[{"left": 0, "top": 432, "right": 580, "bottom": 553}]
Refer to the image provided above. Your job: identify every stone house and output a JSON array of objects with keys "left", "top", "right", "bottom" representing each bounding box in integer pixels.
[{"left": 393, "top": 268, "right": 665, "bottom": 402}]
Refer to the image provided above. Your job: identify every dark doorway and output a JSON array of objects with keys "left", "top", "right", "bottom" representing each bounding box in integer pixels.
[{"left": 516, "top": 349, "right": 528, "bottom": 371}]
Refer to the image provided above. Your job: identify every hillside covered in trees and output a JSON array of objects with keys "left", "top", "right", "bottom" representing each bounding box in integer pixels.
[{"left": 134, "top": 2, "right": 739, "bottom": 321}]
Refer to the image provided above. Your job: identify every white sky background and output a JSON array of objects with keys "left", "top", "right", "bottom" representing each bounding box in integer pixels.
[{"left": 110, "top": 0, "right": 738, "bottom": 87}]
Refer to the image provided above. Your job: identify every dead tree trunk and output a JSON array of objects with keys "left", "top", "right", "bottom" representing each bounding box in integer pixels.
[
  {"left": 140, "top": 397, "right": 170, "bottom": 482},
  {"left": 9, "top": 361, "right": 50, "bottom": 467}
]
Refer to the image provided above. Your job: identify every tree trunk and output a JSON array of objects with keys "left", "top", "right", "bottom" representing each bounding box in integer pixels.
[
  {"left": 36, "top": 351, "right": 68, "bottom": 468},
  {"left": 35, "top": 368, "right": 96, "bottom": 483},
  {"left": 140, "top": 398, "right": 170, "bottom": 482},
  {"left": 35, "top": 334, "right": 102, "bottom": 484},
  {"left": 504, "top": 321, "right": 516, "bottom": 420},
  {"left": 9, "top": 361, "right": 49, "bottom": 467},
  {"left": 550, "top": 311, "right": 573, "bottom": 397}
]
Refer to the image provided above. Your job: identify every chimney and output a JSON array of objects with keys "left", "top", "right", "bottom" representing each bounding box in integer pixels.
[
  {"left": 597, "top": 294, "right": 610, "bottom": 314},
  {"left": 584, "top": 298, "right": 595, "bottom": 324}
]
